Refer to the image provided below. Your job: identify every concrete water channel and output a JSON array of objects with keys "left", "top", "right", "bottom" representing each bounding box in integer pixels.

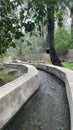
[{"left": 3, "top": 70, "right": 70, "bottom": 130}]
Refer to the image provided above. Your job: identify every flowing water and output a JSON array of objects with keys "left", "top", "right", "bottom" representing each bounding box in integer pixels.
[{"left": 3, "top": 70, "right": 70, "bottom": 130}]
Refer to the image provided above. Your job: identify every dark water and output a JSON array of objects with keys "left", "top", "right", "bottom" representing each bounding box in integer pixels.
[{"left": 3, "top": 70, "right": 70, "bottom": 130}]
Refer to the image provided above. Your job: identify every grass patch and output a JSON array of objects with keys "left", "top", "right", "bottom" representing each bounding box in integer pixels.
[
  {"left": 0, "top": 71, "right": 19, "bottom": 87},
  {"left": 62, "top": 62, "right": 73, "bottom": 70}
]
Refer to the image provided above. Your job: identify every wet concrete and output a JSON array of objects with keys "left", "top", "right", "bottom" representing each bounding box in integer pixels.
[{"left": 3, "top": 70, "right": 70, "bottom": 130}]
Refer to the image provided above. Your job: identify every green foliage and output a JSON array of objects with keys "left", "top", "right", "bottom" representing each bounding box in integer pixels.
[
  {"left": 56, "top": 10, "right": 64, "bottom": 27},
  {"left": 4, "top": 31, "right": 45, "bottom": 59},
  {"left": 0, "top": 0, "right": 25, "bottom": 53},
  {"left": 69, "top": 39, "right": 73, "bottom": 49},
  {"left": 18, "top": 32, "right": 45, "bottom": 54},
  {"left": 24, "top": 21, "right": 35, "bottom": 32},
  {"left": 55, "top": 28, "right": 73, "bottom": 55},
  {"left": 28, "top": 0, "right": 46, "bottom": 25},
  {"left": 64, "top": 0, "right": 73, "bottom": 9},
  {"left": 0, "top": 0, "right": 72, "bottom": 65},
  {"left": 63, "top": 62, "right": 73, "bottom": 70},
  {"left": 0, "top": 71, "right": 19, "bottom": 87},
  {"left": 5, "top": 46, "right": 18, "bottom": 58},
  {"left": 15, "top": 31, "right": 24, "bottom": 39},
  {"left": 28, "top": 0, "right": 61, "bottom": 25}
]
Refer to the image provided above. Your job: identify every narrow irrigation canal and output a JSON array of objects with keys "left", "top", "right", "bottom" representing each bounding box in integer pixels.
[{"left": 3, "top": 70, "right": 70, "bottom": 130}]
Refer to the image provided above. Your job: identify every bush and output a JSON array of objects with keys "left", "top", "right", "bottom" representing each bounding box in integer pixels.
[{"left": 55, "top": 28, "right": 73, "bottom": 55}]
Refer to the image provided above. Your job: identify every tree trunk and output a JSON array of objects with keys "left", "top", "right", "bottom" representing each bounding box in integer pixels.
[
  {"left": 47, "top": 6, "right": 62, "bottom": 66},
  {"left": 71, "top": 7, "right": 73, "bottom": 38},
  {"left": 46, "top": 23, "right": 49, "bottom": 49},
  {"left": 0, "top": 43, "right": 2, "bottom": 54},
  {"left": 41, "top": 19, "right": 45, "bottom": 51},
  {"left": 39, "top": 20, "right": 45, "bottom": 51}
]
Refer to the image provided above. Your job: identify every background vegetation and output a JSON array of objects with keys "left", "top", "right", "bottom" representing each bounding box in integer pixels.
[{"left": 0, "top": 0, "right": 73, "bottom": 66}]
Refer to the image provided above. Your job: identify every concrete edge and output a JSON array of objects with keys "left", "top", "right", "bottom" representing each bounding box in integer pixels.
[
  {"left": 0, "top": 63, "right": 40, "bottom": 129},
  {"left": 32, "top": 63, "right": 73, "bottom": 130}
]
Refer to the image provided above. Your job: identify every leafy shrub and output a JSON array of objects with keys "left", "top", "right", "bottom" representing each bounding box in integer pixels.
[{"left": 55, "top": 28, "right": 73, "bottom": 55}]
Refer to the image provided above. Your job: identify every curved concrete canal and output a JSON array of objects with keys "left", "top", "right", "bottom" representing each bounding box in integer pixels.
[{"left": 3, "top": 70, "right": 70, "bottom": 130}]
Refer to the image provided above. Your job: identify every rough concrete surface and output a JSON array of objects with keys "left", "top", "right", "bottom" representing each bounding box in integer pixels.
[
  {"left": 0, "top": 62, "right": 73, "bottom": 130},
  {"left": 32, "top": 63, "right": 73, "bottom": 130},
  {"left": 0, "top": 63, "right": 39, "bottom": 129},
  {"left": 3, "top": 70, "right": 70, "bottom": 130}
]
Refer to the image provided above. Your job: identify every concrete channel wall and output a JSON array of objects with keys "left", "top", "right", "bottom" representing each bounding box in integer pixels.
[
  {"left": 32, "top": 63, "right": 73, "bottom": 130},
  {"left": 0, "top": 63, "right": 39, "bottom": 129}
]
